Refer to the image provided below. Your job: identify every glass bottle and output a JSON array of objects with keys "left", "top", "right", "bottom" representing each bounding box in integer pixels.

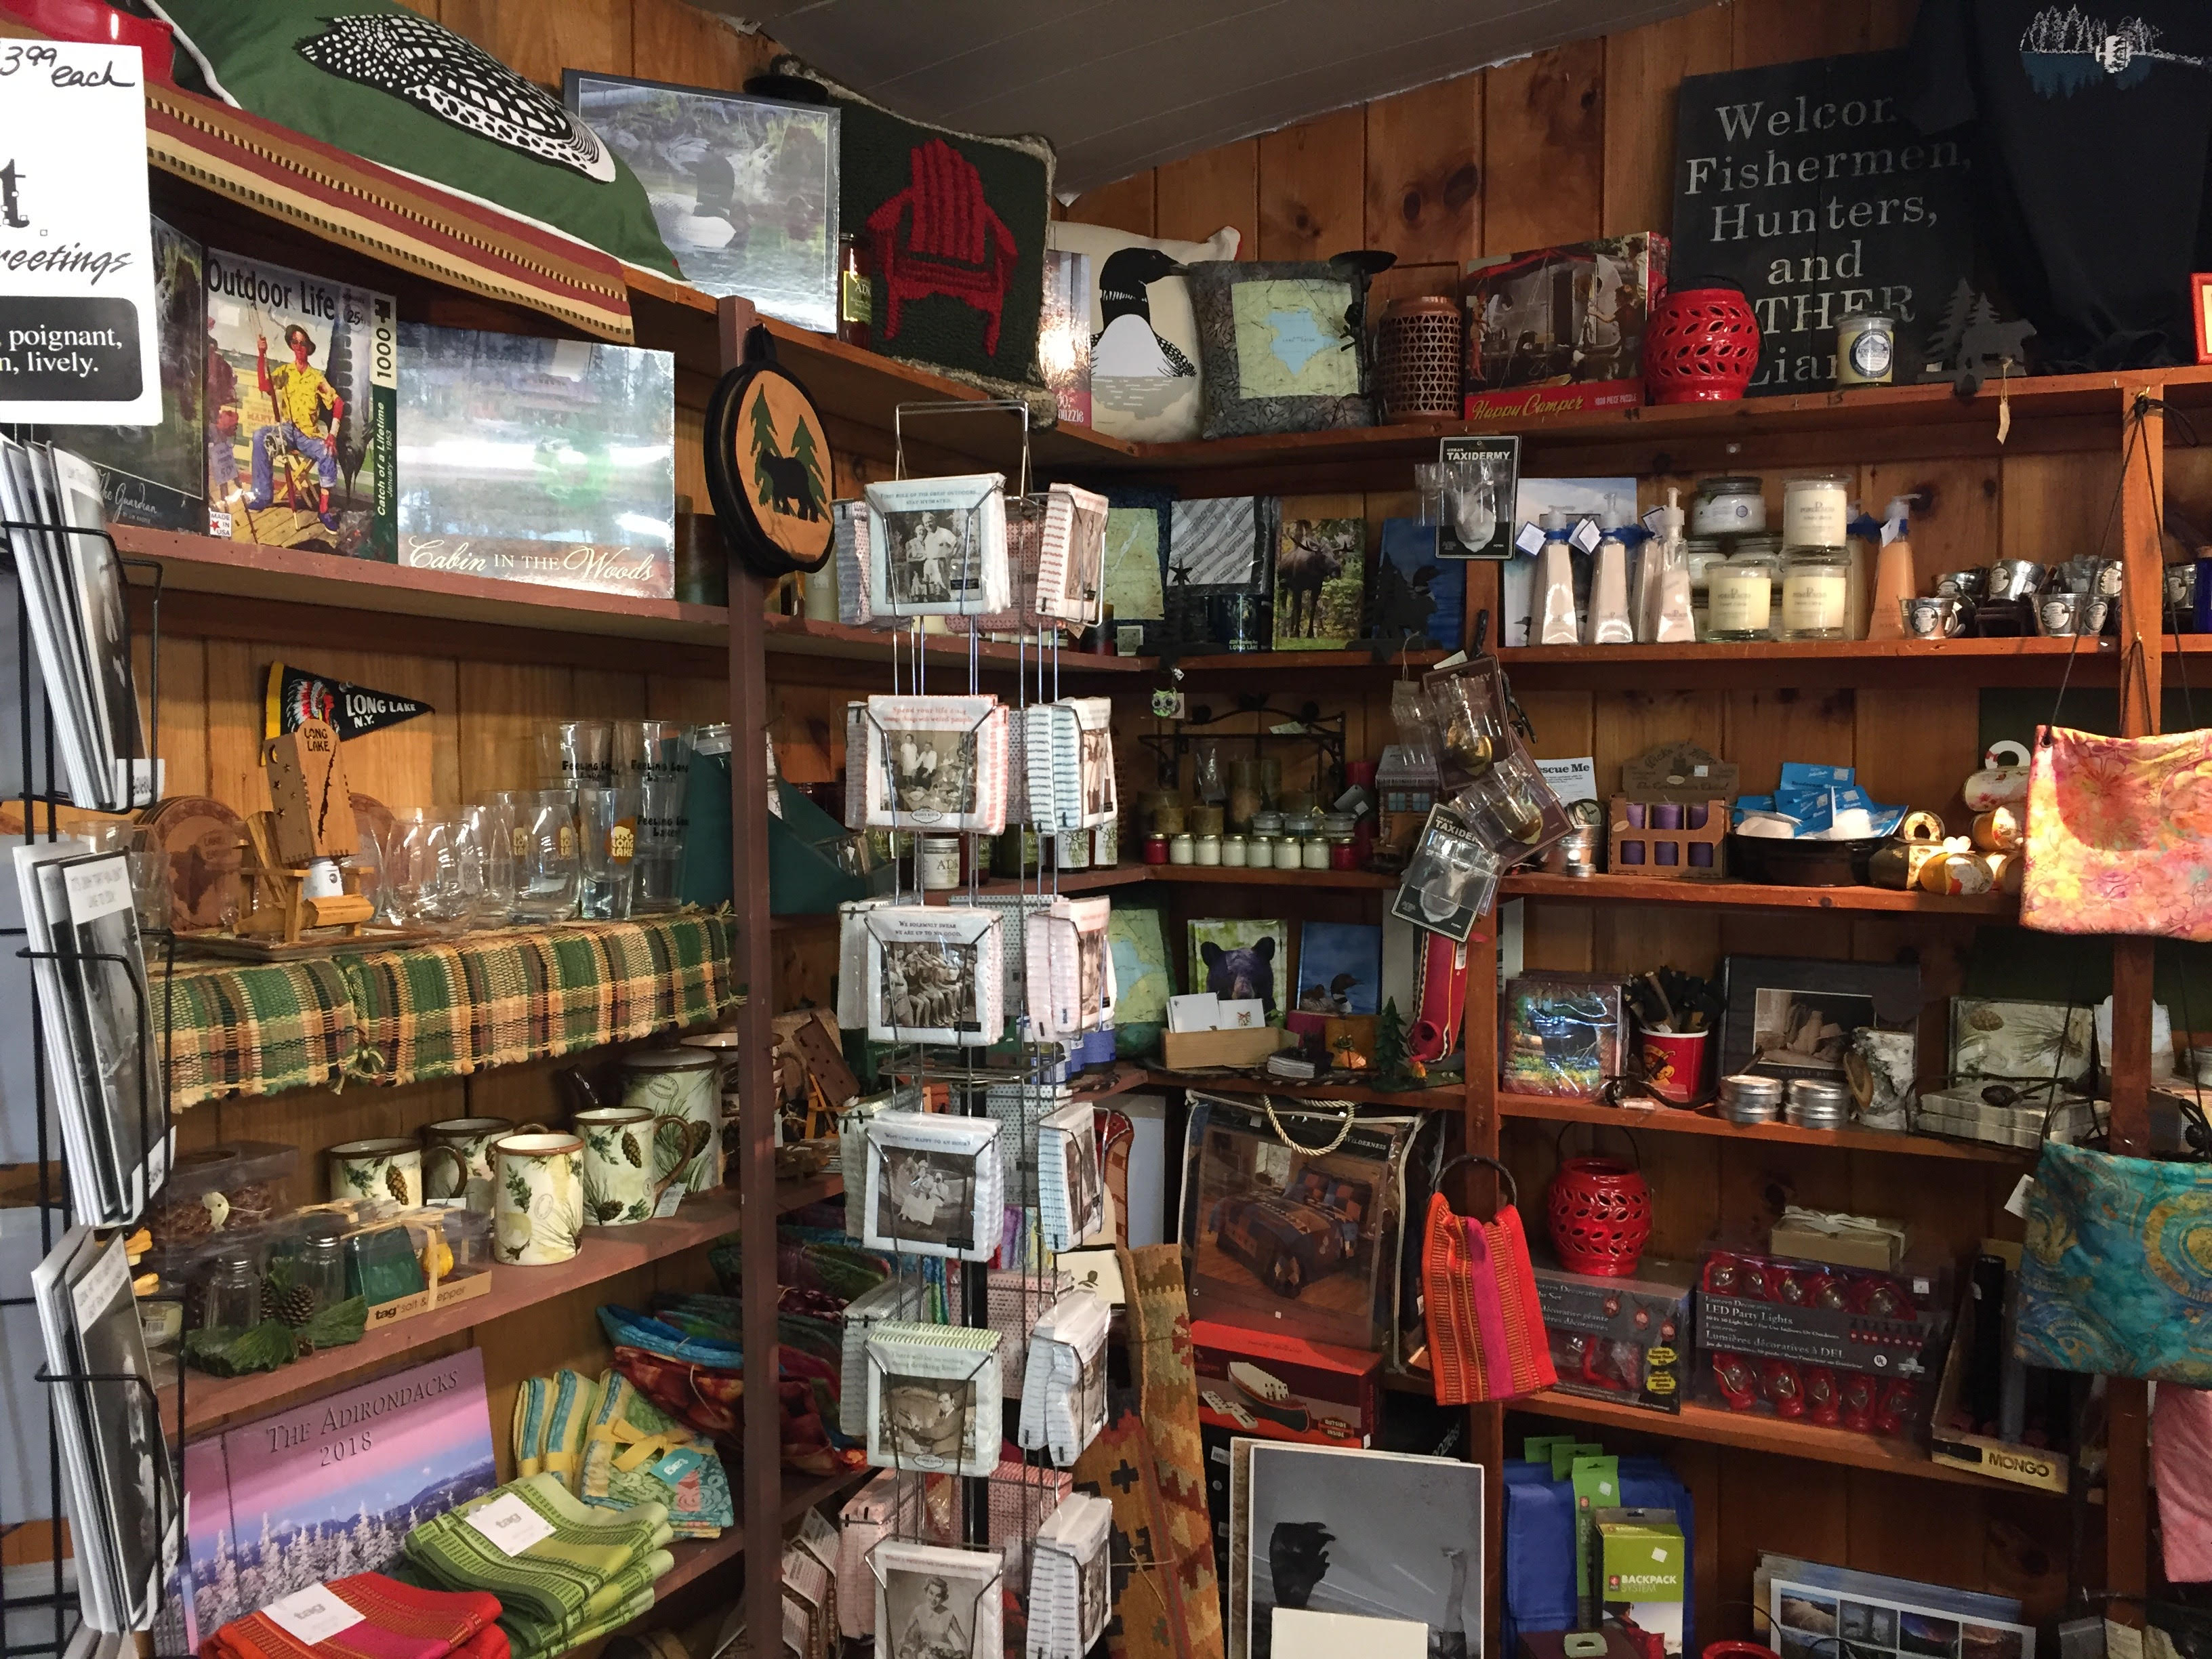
[
  {"left": 837, "top": 232, "right": 873, "bottom": 348},
  {"left": 204, "top": 1251, "right": 262, "bottom": 1330},
  {"left": 298, "top": 1234, "right": 347, "bottom": 1312},
  {"left": 1780, "top": 544, "right": 1853, "bottom": 640},
  {"left": 1706, "top": 535, "right": 1778, "bottom": 641}
]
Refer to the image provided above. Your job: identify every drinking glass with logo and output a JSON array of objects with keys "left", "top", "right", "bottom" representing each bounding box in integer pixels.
[
  {"left": 513, "top": 791, "right": 582, "bottom": 922},
  {"left": 619, "top": 720, "right": 693, "bottom": 914},
  {"left": 575, "top": 785, "right": 640, "bottom": 920},
  {"left": 539, "top": 720, "right": 613, "bottom": 792}
]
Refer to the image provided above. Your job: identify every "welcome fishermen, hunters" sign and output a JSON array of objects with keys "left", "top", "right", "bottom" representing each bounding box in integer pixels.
[{"left": 1671, "top": 52, "right": 1979, "bottom": 394}]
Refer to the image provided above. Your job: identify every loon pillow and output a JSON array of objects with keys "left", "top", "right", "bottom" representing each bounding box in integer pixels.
[
  {"left": 1184, "top": 260, "right": 1372, "bottom": 438},
  {"left": 1046, "top": 222, "right": 1238, "bottom": 443},
  {"left": 148, "top": 0, "right": 678, "bottom": 277}
]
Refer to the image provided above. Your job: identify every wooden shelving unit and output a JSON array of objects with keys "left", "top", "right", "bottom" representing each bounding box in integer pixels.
[
  {"left": 171, "top": 1174, "right": 840, "bottom": 1435},
  {"left": 1149, "top": 865, "right": 1395, "bottom": 888},
  {"left": 1496, "top": 1091, "right": 2029, "bottom": 1163},
  {"left": 1500, "top": 872, "right": 2019, "bottom": 916},
  {"left": 1506, "top": 1392, "right": 2057, "bottom": 1492}
]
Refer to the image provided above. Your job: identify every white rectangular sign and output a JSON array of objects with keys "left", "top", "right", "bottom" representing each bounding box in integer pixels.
[{"left": 0, "top": 42, "right": 161, "bottom": 424}]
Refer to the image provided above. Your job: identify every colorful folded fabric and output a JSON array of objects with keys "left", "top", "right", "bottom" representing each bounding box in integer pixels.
[
  {"left": 511, "top": 1378, "right": 548, "bottom": 1478},
  {"left": 403, "top": 1475, "right": 671, "bottom": 1639},
  {"left": 448, "top": 1631, "right": 508, "bottom": 1659},
  {"left": 579, "top": 1370, "right": 733, "bottom": 1538},
  {"left": 512, "top": 1372, "right": 592, "bottom": 1488},
  {"left": 505, "top": 1584, "right": 657, "bottom": 1659},
  {"left": 197, "top": 1571, "right": 500, "bottom": 1659}
]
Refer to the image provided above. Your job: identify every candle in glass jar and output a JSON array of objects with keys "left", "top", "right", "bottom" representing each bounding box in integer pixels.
[{"left": 1783, "top": 474, "right": 1850, "bottom": 548}]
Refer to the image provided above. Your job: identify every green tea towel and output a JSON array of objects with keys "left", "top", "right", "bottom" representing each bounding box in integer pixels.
[
  {"left": 512, "top": 1376, "right": 548, "bottom": 1477},
  {"left": 403, "top": 1474, "right": 670, "bottom": 1634},
  {"left": 541, "top": 1371, "right": 591, "bottom": 1490},
  {"left": 497, "top": 1546, "right": 672, "bottom": 1659},
  {"left": 579, "top": 1370, "right": 733, "bottom": 1538},
  {"left": 506, "top": 1584, "right": 660, "bottom": 1659}
]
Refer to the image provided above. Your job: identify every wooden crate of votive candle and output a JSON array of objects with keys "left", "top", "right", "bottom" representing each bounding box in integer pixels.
[{"left": 1607, "top": 795, "right": 1727, "bottom": 880}]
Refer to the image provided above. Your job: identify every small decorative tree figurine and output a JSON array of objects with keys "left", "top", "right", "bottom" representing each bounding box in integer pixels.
[{"left": 1374, "top": 998, "right": 1414, "bottom": 1086}]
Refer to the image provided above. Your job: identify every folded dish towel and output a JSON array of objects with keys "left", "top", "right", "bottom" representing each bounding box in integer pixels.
[{"left": 197, "top": 1571, "right": 501, "bottom": 1659}]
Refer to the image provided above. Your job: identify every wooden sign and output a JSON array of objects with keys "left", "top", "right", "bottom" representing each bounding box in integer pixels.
[
  {"left": 266, "top": 717, "right": 356, "bottom": 865},
  {"left": 1671, "top": 50, "right": 1980, "bottom": 393}
]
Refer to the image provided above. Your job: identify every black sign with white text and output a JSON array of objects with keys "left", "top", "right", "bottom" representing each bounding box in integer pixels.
[{"left": 1671, "top": 50, "right": 1978, "bottom": 393}]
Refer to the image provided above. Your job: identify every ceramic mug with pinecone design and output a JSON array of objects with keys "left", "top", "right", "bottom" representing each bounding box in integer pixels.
[
  {"left": 327, "top": 1137, "right": 461, "bottom": 1208},
  {"left": 422, "top": 1115, "right": 535, "bottom": 1212},
  {"left": 489, "top": 1131, "right": 586, "bottom": 1265},
  {"left": 574, "top": 1105, "right": 705, "bottom": 1225}
]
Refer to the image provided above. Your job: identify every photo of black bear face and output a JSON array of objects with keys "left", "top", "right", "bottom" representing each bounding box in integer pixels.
[{"left": 1201, "top": 934, "right": 1277, "bottom": 1019}]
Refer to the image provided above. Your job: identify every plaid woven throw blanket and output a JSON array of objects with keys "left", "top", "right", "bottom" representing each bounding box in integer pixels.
[{"left": 166, "top": 957, "right": 355, "bottom": 1108}]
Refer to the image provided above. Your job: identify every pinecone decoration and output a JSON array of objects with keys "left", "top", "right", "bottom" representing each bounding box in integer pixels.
[
  {"left": 386, "top": 1164, "right": 410, "bottom": 1204},
  {"left": 593, "top": 1199, "right": 626, "bottom": 1223},
  {"left": 262, "top": 1265, "right": 316, "bottom": 1328},
  {"left": 621, "top": 1131, "right": 643, "bottom": 1169}
]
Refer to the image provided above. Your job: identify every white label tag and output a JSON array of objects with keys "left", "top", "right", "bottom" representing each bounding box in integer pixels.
[
  {"left": 653, "top": 1185, "right": 687, "bottom": 1219},
  {"left": 1513, "top": 521, "right": 1546, "bottom": 556},
  {"left": 262, "top": 1585, "right": 365, "bottom": 1645},
  {"left": 62, "top": 855, "right": 133, "bottom": 925},
  {"left": 464, "top": 1492, "right": 555, "bottom": 1556},
  {"left": 1569, "top": 517, "right": 1603, "bottom": 554},
  {"left": 2005, "top": 1175, "right": 2034, "bottom": 1218}
]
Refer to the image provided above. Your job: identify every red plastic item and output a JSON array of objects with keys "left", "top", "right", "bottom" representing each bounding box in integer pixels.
[
  {"left": 1761, "top": 1358, "right": 1806, "bottom": 1418},
  {"left": 1546, "top": 1155, "right": 1653, "bottom": 1276},
  {"left": 1804, "top": 1366, "right": 1841, "bottom": 1427},
  {"left": 1704, "top": 1644, "right": 1780, "bottom": 1659},
  {"left": 1643, "top": 285, "right": 1760, "bottom": 404},
  {"left": 1711, "top": 1351, "right": 1758, "bottom": 1411},
  {"left": 0, "top": 0, "right": 173, "bottom": 77}
]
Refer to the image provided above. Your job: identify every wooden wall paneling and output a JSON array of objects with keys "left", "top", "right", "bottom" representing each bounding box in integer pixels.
[
  {"left": 1730, "top": 0, "right": 1873, "bottom": 66},
  {"left": 140, "top": 634, "right": 209, "bottom": 802},
  {"left": 456, "top": 663, "right": 579, "bottom": 796},
  {"left": 1851, "top": 688, "right": 1978, "bottom": 827},
  {"left": 1845, "top": 1470, "right": 1988, "bottom": 1601},
  {"left": 1257, "top": 108, "right": 1367, "bottom": 262},
  {"left": 1999, "top": 450, "right": 2123, "bottom": 567},
  {"left": 178, "top": 1077, "right": 472, "bottom": 1178},
  {"left": 1717, "top": 1448, "right": 1851, "bottom": 1639},
  {"left": 1481, "top": 40, "right": 1605, "bottom": 253},
  {"left": 1363, "top": 75, "right": 1482, "bottom": 267},
  {"left": 1065, "top": 175, "right": 1157, "bottom": 239},
  {"left": 573, "top": 672, "right": 651, "bottom": 728},
  {"left": 630, "top": 0, "right": 775, "bottom": 90},
  {"left": 1868, "top": 0, "right": 1923, "bottom": 50},
  {"left": 1720, "top": 687, "right": 1856, "bottom": 793},
  {"left": 1155, "top": 140, "right": 1261, "bottom": 253},
  {"left": 202, "top": 637, "right": 274, "bottom": 818},
  {"left": 1862, "top": 457, "right": 2003, "bottom": 594},
  {"left": 1601, "top": 7, "right": 1733, "bottom": 238},
  {"left": 647, "top": 675, "right": 731, "bottom": 726},
  {"left": 675, "top": 401, "right": 710, "bottom": 516},
  {"left": 442, "top": 0, "right": 632, "bottom": 83}
]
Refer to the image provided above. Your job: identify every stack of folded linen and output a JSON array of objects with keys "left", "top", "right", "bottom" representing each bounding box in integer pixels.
[{"left": 197, "top": 1572, "right": 506, "bottom": 1659}]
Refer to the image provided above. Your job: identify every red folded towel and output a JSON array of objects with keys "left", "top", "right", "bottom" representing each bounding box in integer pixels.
[{"left": 200, "top": 1572, "right": 503, "bottom": 1659}]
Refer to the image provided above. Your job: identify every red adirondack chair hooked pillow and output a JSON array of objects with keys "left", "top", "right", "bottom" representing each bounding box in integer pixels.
[{"left": 867, "top": 137, "right": 1019, "bottom": 354}]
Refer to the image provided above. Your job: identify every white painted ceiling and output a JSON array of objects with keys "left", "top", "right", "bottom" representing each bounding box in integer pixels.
[{"left": 718, "top": 0, "right": 1713, "bottom": 197}]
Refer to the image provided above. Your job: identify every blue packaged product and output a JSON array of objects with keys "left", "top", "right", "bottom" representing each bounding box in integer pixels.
[{"left": 1778, "top": 762, "right": 1855, "bottom": 790}]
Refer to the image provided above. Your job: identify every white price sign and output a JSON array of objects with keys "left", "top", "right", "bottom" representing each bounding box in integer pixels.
[
  {"left": 260, "top": 1584, "right": 364, "bottom": 1646},
  {"left": 463, "top": 1491, "right": 555, "bottom": 1556},
  {"left": 0, "top": 41, "right": 161, "bottom": 424}
]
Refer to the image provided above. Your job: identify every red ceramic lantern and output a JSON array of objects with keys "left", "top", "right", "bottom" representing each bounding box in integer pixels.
[
  {"left": 1643, "top": 285, "right": 1761, "bottom": 404},
  {"left": 1545, "top": 1155, "right": 1653, "bottom": 1275}
]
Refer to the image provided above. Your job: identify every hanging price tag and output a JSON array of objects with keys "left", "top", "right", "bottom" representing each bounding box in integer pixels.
[
  {"left": 653, "top": 1184, "right": 688, "bottom": 1219},
  {"left": 261, "top": 1585, "right": 364, "bottom": 1645},
  {"left": 2005, "top": 1175, "right": 2034, "bottom": 1218},
  {"left": 464, "top": 1492, "right": 555, "bottom": 1556},
  {"left": 651, "top": 1447, "right": 705, "bottom": 1483}
]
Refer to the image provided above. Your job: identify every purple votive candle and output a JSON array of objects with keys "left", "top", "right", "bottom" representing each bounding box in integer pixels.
[
  {"left": 1687, "top": 804, "right": 1710, "bottom": 829},
  {"left": 1619, "top": 839, "right": 1647, "bottom": 865},
  {"left": 1656, "top": 842, "right": 1681, "bottom": 866},
  {"left": 1689, "top": 842, "right": 1715, "bottom": 867},
  {"left": 1626, "top": 802, "right": 1647, "bottom": 828},
  {"left": 1653, "top": 802, "right": 1684, "bottom": 830}
]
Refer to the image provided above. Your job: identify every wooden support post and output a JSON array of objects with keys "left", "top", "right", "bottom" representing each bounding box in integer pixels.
[
  {"left": 719, "top": 295, "right": 784, "bottom": 1650},
  {"left": 1462, "top": 922, "right": 1505, "bottom": 1653},
  {"left": 2105, "top": 382, "right": 2164, "bottom": 1624}
]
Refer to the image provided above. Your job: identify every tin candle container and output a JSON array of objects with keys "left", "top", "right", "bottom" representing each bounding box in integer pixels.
[
  {"left": 1785, "top": 1078, "right": 1851, "bottom": 1129},
  {"left": 1718, "top": 1074, "right": 1783, "bottom": 1124},
  {"left": 1988, "top": 558, "right": 2045, "bottom": 603}
]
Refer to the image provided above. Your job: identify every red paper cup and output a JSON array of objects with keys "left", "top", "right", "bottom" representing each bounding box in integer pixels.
[{"left": 1639, "top": 1028, "right": 1709, "bottom": 1104}]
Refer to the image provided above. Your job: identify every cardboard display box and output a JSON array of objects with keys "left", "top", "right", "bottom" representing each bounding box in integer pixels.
[
  {"left": 1927, "top": 1264, "right": 2070, "bottom": 1495},
  {"left": 1767, "top": 1214, "right": 1908, "bottom": 1272},
  {"left": 1461, "top": 232, "right": 1666, "bottom": 419},
  {"left": 1191, "top": 1317, "right": 1380, "bottom": 1445},
  {"left": 1160, "top": 1025, "right": 1295, "bottom": 1071},
  {"left": 1534, "top": 1256, "right": 1694, "bottom": 1415}
]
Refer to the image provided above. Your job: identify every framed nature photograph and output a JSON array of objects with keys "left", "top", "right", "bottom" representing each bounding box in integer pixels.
[
  {"left": 1273, "top": 516, "right": 1367, "bottom": 649},
  {"left": 1721, "top": 957, "right": 1922, "bottom": 1085},
  {"left": 1948, "top": 998, "right": 2094, "bottom": 1088},
  {"left": 562, "top": 72, "right": 838, "bottom": 332}
]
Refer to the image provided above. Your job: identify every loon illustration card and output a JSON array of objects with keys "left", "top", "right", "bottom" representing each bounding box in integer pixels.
[
  {"left": 203, "top": 249, "right": 396, "bottom": 560},
  {"left": 395, "top": 325, "right": 676, "bottom": 599}
]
